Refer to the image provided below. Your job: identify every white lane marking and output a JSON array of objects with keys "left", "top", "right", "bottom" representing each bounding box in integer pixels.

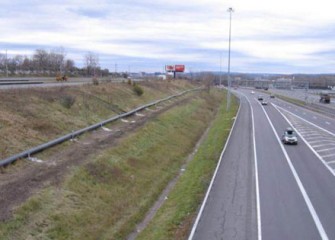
[
  {"left": 273, "top": 104, "right": 335, "bottom": 178},
  {"left": 312, "top": 143, "right": 335, "bottom": 148},
  {"left": 325, "top": 122, "right": 330, "bottom": 125},
  {"left": 246, "top": 94, "right": 262, "bottom": 240},
  {"left": 121, "top": 119, "right": 129, "bottom": 123},
  {"left": 188, "top": 102, "right": 242, "bottom": 240},
  {"left": 327, "top": 160, "right": 335, "bottom": 164},
  {"left": 304, "top": 133, "right": 324, "bottom": 138},
  {"left": 322, "top": 153, "right": 335, "bottom": 158},
  {"left": 308, "top": 139, "right": 332, "bottom": 145},
  {"left": 263, "top": 104, "right": 329, "bottom": 240},
  {"left": 305, "top": 138, "right": 329, "bottom": 144},
  {"left": 318, "top": 148, "right": 335, "bottom": 153},
  {"left": 273, "top": 104, "right": 335, "bottom": 137}
]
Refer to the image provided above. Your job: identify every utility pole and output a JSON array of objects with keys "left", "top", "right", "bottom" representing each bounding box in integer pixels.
[{"left": 226, "top": 7, "right": 234, "bottom": 110}]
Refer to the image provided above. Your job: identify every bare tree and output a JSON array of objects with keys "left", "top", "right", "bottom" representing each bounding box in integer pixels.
[
  {"left": 0, "top": 53, "right": 5, "bottom": 73},
  {"left": 65, "top": 59, "right": 75, "bottom": 73},
  {"left": 33, "top": 49, "right": 49, "bottom": 74},
  {"left": 51, "top": 47, "right": 66, "bottom": 74},
  {"left": 84, "top": 51, "right": 99, "bottom": 77}
]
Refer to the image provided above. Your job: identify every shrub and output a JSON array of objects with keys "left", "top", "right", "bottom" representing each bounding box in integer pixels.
[
  {"left": 60, "top": 95, "right": 76, "bottom": 109},
  {"left": 127, "top": 79, "right": 132, "bottom": 85},
  {"left": 133, "top": 84, "right": 144, "bottom": 96},
  {"left": 92, "top": 78, "right": 99, "bottom": 85}
]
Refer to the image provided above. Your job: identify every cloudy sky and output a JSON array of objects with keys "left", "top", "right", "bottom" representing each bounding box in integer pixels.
[{"left": 1, "top": 0, "right": 335, "bottom": 74}]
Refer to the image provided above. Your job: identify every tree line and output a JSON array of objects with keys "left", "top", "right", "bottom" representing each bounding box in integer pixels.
[{"left": 0, "top": 48, "right": 111, "bottom": 77}]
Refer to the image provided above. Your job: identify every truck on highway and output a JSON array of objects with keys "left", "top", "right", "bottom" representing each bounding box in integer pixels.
[{"left": 320, "top": 92, "right": 331, "bottom": 103}]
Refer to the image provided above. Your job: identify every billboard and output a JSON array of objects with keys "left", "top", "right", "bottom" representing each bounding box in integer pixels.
[
  {"left": 174, "top": 65, "right": 185, "bottom": 72},
  {"left": 165, "top": 65, "right": 175, "bottom": 72}
]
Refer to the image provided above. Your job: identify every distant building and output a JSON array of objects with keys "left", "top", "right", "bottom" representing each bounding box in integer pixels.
[
  {"left": 157, "top": 74, "right": 167, "bottom": 80},
  {"left": 273, "top": 78, "right": 292, "bottom": 89}
]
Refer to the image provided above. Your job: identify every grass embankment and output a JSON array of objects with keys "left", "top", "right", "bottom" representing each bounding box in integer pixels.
[
  {"left": 137, "top": 92, "right": 238, "bottom": 239},
  {"left": 274, "top": 94, "right": 306, "bottom": 107},
  {"left": 0, "top": 80, "right": 194, "bottom": 159},
  {"left": 0, "top": 88, "right": 238, "bottom": 240}
]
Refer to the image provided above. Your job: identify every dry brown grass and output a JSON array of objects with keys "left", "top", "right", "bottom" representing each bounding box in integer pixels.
[{"left": 0, "top": 80, "right": 195, "bottom": 160}]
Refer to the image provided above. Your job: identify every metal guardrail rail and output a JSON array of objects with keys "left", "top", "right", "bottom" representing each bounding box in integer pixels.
[{"left": 0, "top": 87, "right": 202, "bottom": 167}]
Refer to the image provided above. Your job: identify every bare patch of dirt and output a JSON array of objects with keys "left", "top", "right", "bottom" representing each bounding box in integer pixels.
[{"left": 0, "top": 96, "right": 193, "bottom": 221}]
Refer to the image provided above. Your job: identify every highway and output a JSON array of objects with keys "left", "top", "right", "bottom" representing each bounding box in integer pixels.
[{"left": 189, "top": 89, "right": 335, "bottom": 240}]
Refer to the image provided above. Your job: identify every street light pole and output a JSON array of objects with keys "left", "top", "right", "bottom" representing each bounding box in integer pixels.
[
  {"left": 226, "top": 7, "right": 234, "bottom": 110},
  {"left": 219, "top": 52, "right": 222, "bottom": 86}
]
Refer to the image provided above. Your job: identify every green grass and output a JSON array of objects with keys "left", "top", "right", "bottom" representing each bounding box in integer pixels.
[
  {"left": 0, "top": 89, "right": 233, "bottom": 240},
  {"left": 275, "top": 94, "right": 306, "bottom": 107},
  {"left": 137, "top": 93, "right": 239, "bottom": 240}
]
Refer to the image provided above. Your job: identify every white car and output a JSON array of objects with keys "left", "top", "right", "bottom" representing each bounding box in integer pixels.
[{"left": 281, "top": 128, "right": 298, "bottom": 145}]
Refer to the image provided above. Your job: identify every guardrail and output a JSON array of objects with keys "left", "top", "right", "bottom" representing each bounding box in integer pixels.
[
  {"left": 0, "top": 81, "right": 44, "bottom": 85},
  {"left": 0, "top": 87, "right": 203, "bottom": 167}
]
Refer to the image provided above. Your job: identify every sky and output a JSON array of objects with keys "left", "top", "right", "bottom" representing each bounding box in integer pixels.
[{"left": 1, "top": 0, "right": 335, "bottom": 74}]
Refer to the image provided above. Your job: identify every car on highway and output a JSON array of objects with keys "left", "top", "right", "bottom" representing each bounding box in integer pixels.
[
  {"left": 251, "top": 91, "right": 255, "bottom": 94},
  {"left": 281, "top": 128, "right": 298, "bottom": 145},
  {"left": 257, "top": 96, "right": 263, "bottom": 101},
  {"left": 270, "top": 94, "right": 275, "bottom": 98},
  {"left": 261, "top": 101, "right": 268, "bottom": 105}
]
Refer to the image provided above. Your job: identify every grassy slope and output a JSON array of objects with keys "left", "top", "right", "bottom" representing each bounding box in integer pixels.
[
  {"left": 137, "top": 92, "right": 238, "bottom": 239},
  {"left": 0, "top": 88, "right": 237, "bottom": 240},
  {"left": 0, "top": 80, "right": 194, "bottom": 159}
]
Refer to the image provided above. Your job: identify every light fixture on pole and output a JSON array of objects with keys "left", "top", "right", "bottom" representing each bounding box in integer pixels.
[{"left": 226, "top": 7, "right": 234, "bottom": 110}]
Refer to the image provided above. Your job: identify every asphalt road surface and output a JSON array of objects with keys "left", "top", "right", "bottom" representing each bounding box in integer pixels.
[{"left": 189, "top": 89, "right": 335, "bottom": 240}]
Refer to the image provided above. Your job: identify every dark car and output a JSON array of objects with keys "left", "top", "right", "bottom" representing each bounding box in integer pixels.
[
  {"left": 258, "top": 96, "right": 263, "bottom": 101},
  {"left": 270, "top": 95, "right": 275, "bottom": 98},
  {"left": 282, "top": 128, "right": 298, "bottom": 145}
]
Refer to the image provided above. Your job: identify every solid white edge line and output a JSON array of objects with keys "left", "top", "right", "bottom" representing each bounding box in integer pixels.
[
  {"left": 263, "top": 103, "right": 329, "bottom": 240},
  {"left": 187, "top": 97, "right": 242, "bottom": 240},
  {"left": 243, "top": 93, "right": 262, "bottom": 240},
  {"left": 273, "top": 103, "right": 335, "bottom": 178}
]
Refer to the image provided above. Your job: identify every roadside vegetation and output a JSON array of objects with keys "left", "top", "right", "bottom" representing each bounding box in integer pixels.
[
  {"left": 0, "top": 83, "right": 238, "bottom": 239},
  {"left": 0, "top": 80, "right": 194, "bottom": 159},
  {"left": 137, "top": 93, "right": 238, "bottom": 239},
  {"left": 273, "top": 94, "right": 306, "bottom": 107}
]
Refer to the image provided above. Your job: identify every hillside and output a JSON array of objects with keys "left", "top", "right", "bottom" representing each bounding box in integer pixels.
[{"left": 0, "top": 80, "right": 238, "bottom": 240}]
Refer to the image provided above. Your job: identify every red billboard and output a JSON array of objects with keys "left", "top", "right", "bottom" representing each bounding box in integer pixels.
[
  {"left": 165, "top": 65, "right": 175, "bottom": 72},
  {"left": 174, "top": 65, "right": 185, "bottom": 72}
]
